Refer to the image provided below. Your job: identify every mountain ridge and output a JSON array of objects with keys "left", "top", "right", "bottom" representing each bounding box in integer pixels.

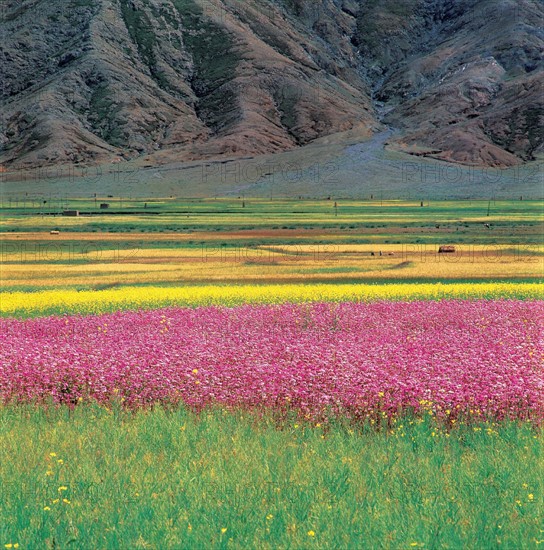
[{"left": 1, "top": 0, "right": 542, "bottom": 170}]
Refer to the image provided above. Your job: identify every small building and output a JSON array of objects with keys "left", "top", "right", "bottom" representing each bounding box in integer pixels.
[
  {"left": 50, "top": 230, "right": 60, "bottom": 235},
  {"left": 63, "top": 210, "right": 79, "bottom": 217},
  {"left": 438, "top": 245, "right": 456, "bottom": 253},
  {"left": 100, "top": 203, "right": 110, "bottom": 209}
]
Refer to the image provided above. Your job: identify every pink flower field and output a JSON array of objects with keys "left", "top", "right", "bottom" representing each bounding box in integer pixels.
[{"left": 1, "top": 301, "right": 543, "bottom": 423}]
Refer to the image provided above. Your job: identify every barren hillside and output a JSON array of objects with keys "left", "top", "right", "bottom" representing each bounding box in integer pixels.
[{"left": 0, "top": 0, "right": 542, "bottom": 169}]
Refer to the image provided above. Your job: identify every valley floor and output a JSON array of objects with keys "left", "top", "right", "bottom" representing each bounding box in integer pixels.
[{"left": 1, "top": 197, "right": 542, "bottom": 548}]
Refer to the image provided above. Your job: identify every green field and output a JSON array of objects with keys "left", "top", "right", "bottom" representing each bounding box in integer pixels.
[
  {"left": 1, "top": 406, "right": 542, "bottom": 549},
  {"left": 1, "top": 199, "right": 542, "bottom": 295},
  {"left": 1, "top": 199, "right": 543, "bottom": 241}
]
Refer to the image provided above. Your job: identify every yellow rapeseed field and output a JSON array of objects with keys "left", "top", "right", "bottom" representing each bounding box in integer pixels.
[
  {"left": 1, "top": 282, "right": 542, "bottom": 317},
  {"left": 1, "top": 244, "right": 542, "bottom": 289}
]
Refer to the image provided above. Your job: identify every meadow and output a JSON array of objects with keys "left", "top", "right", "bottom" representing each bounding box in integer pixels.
[
  {"left": 1, "top": 197, "right": 543, "bottom": 548},
  {"left": 1, "top": 198, "right": 543, "bottom": 238},
  {"left": 1, "top": 199, "right": 543, "bottom": 292},
  {"left": 1, "top": 406, "right": 542, "bottom": 549}
]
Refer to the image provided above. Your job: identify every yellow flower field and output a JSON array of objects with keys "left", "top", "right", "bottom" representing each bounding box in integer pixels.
[
  {"left": 1, "top": 282, "right": 542, "bottom": 318},
  {"left": 1, "top": 243, "right": 542, "bottom": 290}
]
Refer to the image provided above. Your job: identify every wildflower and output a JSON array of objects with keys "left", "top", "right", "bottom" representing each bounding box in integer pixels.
[
  {"left": 43, "top": 506, "right": 51, "bottom": 511},
  {"left": 1, "top": 299, "right": 542, "bottom": 424},
  {"left": 307, "top": 531, "right": 315, "bottom": 537},
  {"left": 528, "top": 494, "right": 534, "bottom": 501},
  {"left": 62, "top": 499, "right": 70, "bottom": 504},
  {"left": 58, "top": 486, "right": 68, "bottom": 492},
  {"left": 266, "top": 514, "right": 273, "bottom": 520},
  {"left": 49, "top": 453, "right": 57, "bottom": 457},
  {"left": 221, "top": 528, "right": 227, "bottom": 534}
]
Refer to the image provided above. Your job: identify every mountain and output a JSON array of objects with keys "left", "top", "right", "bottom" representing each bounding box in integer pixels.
[
  {"left": 354, "top": 0, "right": 544, "bottom": 166},
  {"left": 0, "top": 0, "right": 542, "bottom": 170}
]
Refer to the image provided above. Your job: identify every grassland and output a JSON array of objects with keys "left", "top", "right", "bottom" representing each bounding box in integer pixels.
[
  {"left": 1, "top": 406, "right": 542, "bottom": 549},
  {"left": 2, "top": 198, "right": 542, "bottom": 236},
  {"left": 1, "top": 197, "right": 543, "bottom": 549},
  {"left": 1, "top": 199, "right": 542, "bottom": 292}
]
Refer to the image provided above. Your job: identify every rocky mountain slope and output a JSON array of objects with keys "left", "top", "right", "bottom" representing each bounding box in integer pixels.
[
  {"left": 355, "top": 0, "right": 544, "bottom": 166},
  {"left": 0, "top": 0, "right": 542, "bottom": 169}
]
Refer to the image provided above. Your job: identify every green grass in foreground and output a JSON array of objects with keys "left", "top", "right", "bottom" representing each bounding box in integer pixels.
[{"left": 1, "top": 406, "right": 542, "bottom": 548}]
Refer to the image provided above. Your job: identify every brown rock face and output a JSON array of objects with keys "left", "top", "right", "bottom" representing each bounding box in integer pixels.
[
  {"left": 1, "top": 0, "right": 542, "bottom": 169},
  {"left": 356, "top": 0, "right": 543, "bottom": 167}
]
